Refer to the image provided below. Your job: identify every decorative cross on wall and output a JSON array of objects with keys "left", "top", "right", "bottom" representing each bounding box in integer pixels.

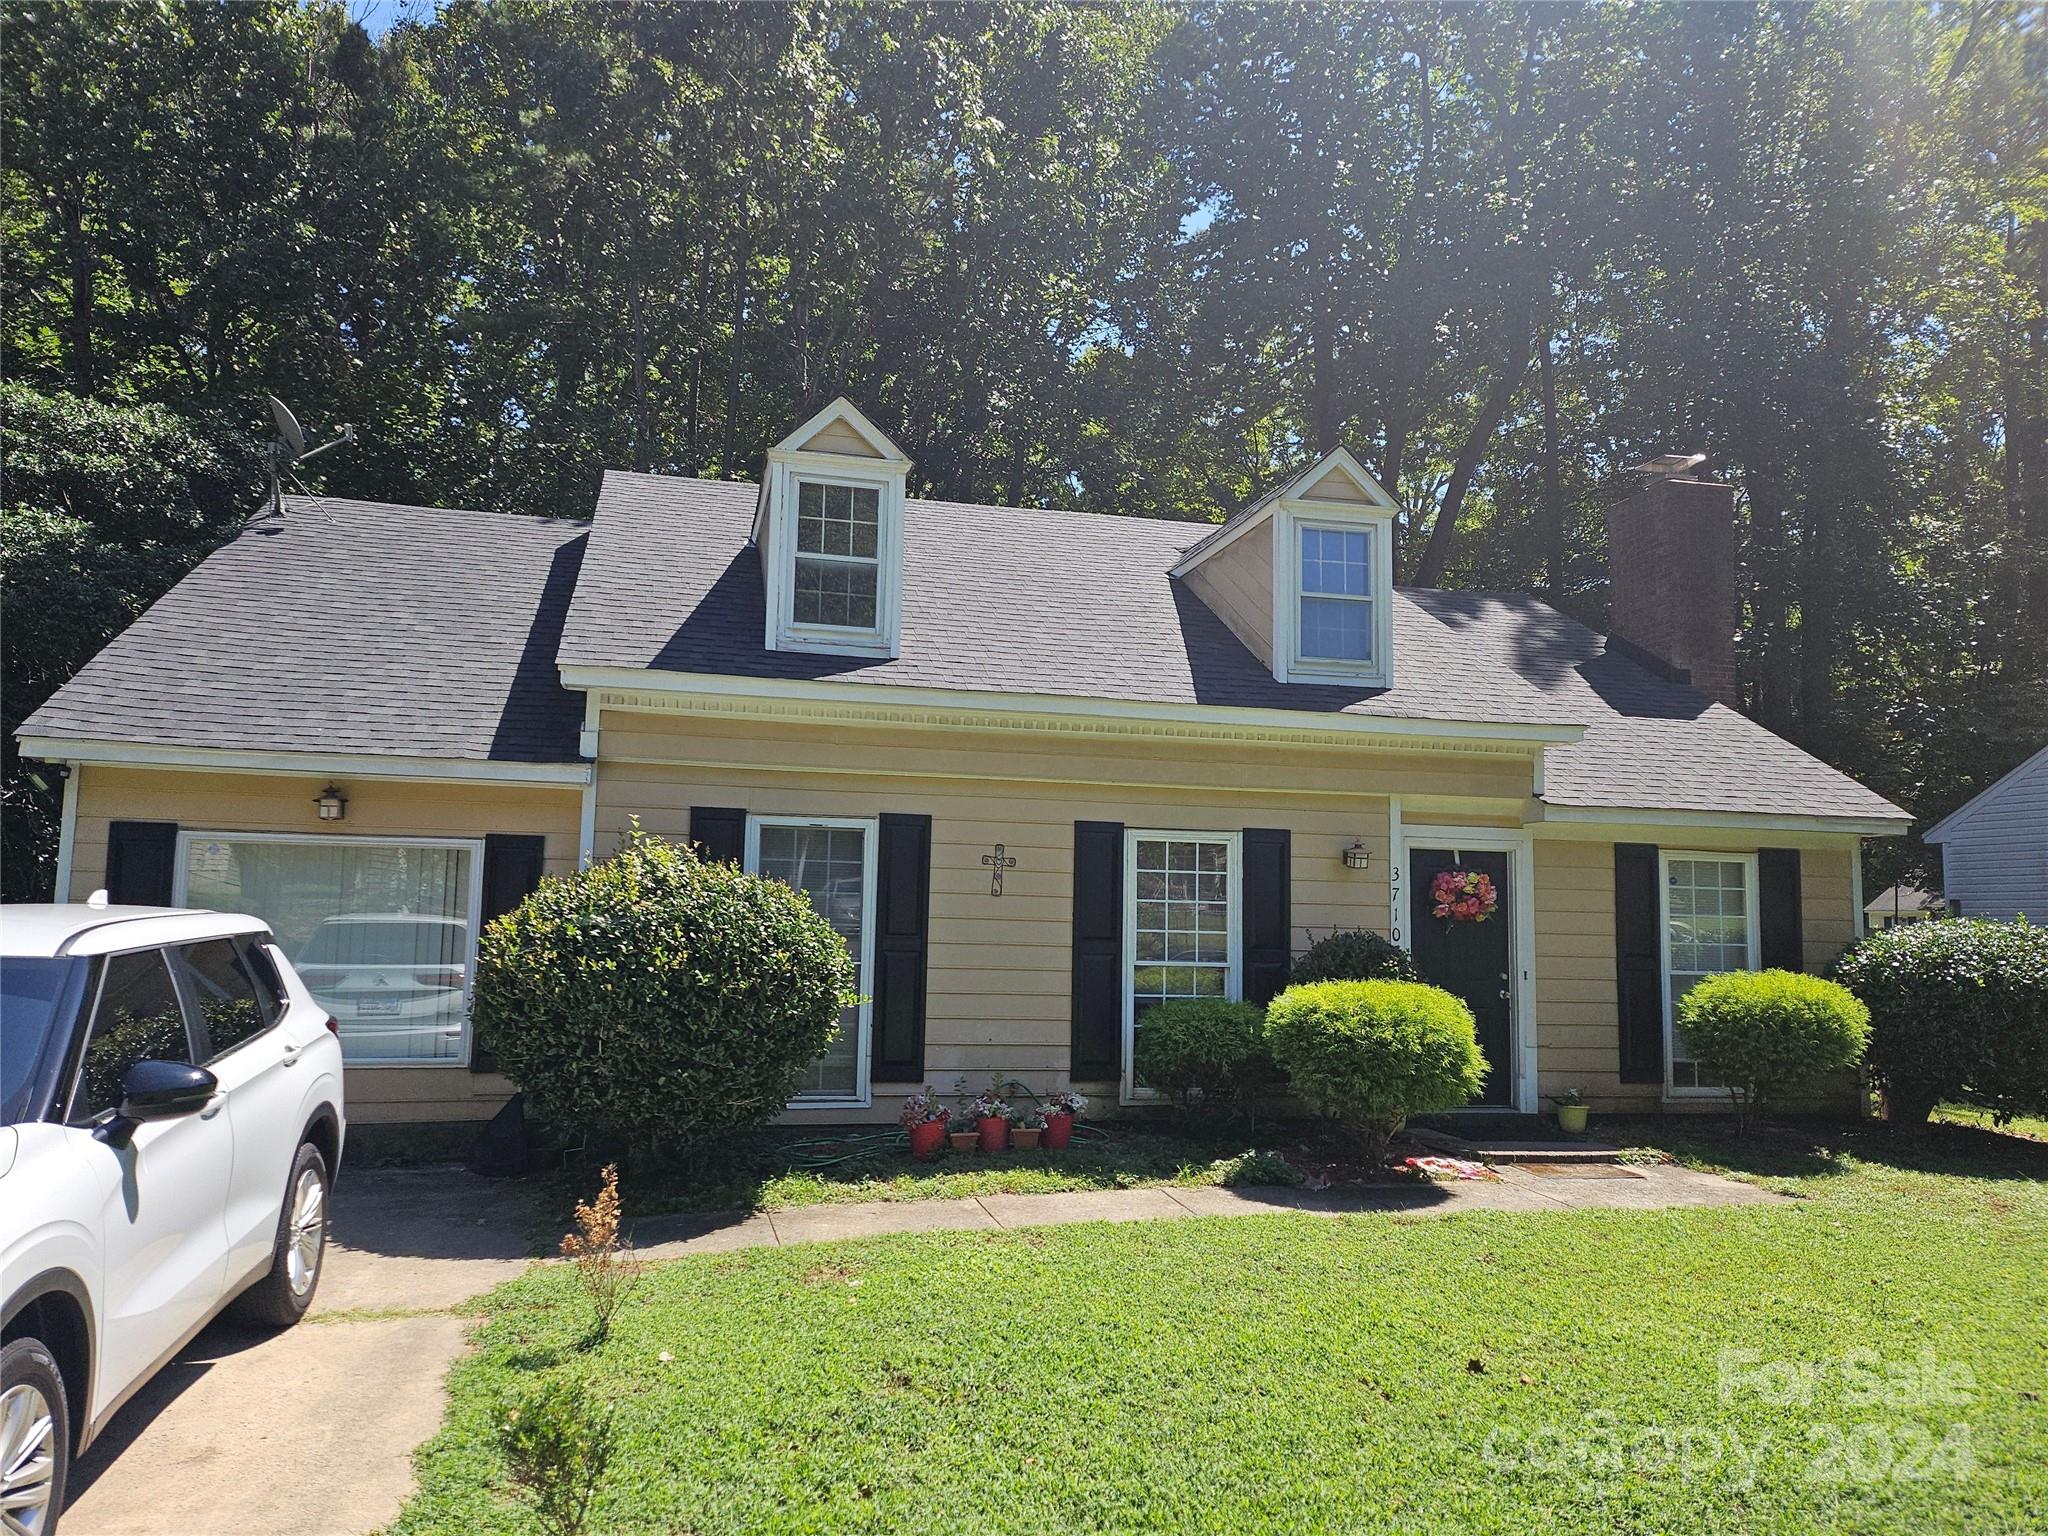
[{"left": 981, "top": 843, "right": 1018, "bottom": 897}]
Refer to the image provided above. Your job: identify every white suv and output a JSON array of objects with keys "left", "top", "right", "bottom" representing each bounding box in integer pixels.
[{"left": 1, "top": 898, "right": 345, "bottom": 1533}]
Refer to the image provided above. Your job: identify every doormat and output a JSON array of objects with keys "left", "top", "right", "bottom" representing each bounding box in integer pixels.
[{"left": 1514, "top": 1162, "right": 1643, "bottom": 1180}]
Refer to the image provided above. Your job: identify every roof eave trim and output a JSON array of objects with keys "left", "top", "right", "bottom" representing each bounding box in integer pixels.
[
  {"left": 559, "top": 664, "right": 1584, "bottom": 747},
  {"left": 18, "top": 736, "right": 592, "bottom": 786},
  {"left": 1533, "top": 801, "right": 1911, "bottom": 837}
]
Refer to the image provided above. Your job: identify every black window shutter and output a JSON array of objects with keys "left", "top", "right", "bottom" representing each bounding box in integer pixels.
[
  {"left": 107, "top": 820, "right": 176, "bottom": 906},
  {"left": 1070, "top": 821, "right": 1124, "bottom": 1081},
  {"left": 473, "top": 833, "right": 547, "bottom": 1073},
  {"left": 870, "top": 813, "right": 931, "bottom": 1083},
  {"left": 1758, "top": 847, "right": 1804, "bottom": 972},
  {"left": 1614, "top": 842, "right": 1665, "bottom": 1085},
  {"left": 688, "top": 806, "right": 746, "bottom": 864},
  {"left": 1241, "top": 827, "right": 1291, "bottom": 1004}
]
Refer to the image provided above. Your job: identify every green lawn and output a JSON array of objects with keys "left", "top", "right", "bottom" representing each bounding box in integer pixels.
[
  {"left": 614, "top": 1125, "right": 1302, "bottom": 1213},
  {"left": 395, "top": 1121, "right": 2047, "bottom": 1536},
  {"left": 1934, "top": 1102, "right": 2048, "bottom": 1141}
]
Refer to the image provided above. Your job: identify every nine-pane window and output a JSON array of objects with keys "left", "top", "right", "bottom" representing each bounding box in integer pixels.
[
  {"left": 1130, "top": 835, "right": 1235, "bottom": 1047},
  {"left": 752, "top": 820, "right": 872, "bottom": 1101},
  {"left": 1298, "top": 524, "right": 1373, "bottom": 663},
  {"left": 1664, "top": 854, "right": 1757, "bottom": 1089},
  {"left": 793, "top": 481, "right": 881, "bottom": 629}
]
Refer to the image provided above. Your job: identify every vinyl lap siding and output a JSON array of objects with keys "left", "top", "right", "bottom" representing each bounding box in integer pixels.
[{"left": 1937, "top": 755, "right": 2048, "bottom": 921}]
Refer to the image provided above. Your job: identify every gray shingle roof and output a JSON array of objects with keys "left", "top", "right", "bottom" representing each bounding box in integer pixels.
[
  {"left": 22, "top": 497, "right": 587, "bottom": 764},
  {"left": 562, "top": 472, "right": 1907, "bottom": 823}
]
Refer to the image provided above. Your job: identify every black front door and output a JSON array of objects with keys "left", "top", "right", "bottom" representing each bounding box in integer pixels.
[{"left": 1407, "top": 847, "right": 1514, "bottom": 1107}]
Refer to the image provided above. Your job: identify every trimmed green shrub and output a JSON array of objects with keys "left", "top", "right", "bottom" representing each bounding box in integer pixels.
[
  {"left": 1833, "top": 918, "right": 2048, "bottom": 1127},
  {"left": 1264, "top": 979, "right": 1487, "bottom": 1161},
  {"left": 472, "top": 828, "right": 855, "bottom": 1160},
  {"left": 1289, "top": 929, "right": 1418, "bottom": 985},
  {"left": 1132, "top": 998, "right": 1274, "bottom": 1119},
  {"left": 1672, "top": 969, "right": 1870, "bottom": 1132}
]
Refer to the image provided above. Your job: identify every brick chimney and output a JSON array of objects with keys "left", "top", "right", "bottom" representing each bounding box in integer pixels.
[{"left": 1605, "top": 457, "right": 1738, "bottom": 708}]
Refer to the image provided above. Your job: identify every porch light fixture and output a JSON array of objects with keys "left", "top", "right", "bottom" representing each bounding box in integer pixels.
[
  {"left": 314, "top": 784, "right": 348, "bottom": 822},
  {"left": 1342, "top": 839, "right": 1372, "bottom": 871}
]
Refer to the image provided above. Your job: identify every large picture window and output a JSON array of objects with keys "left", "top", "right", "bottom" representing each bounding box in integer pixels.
[
  {"left": 177, "top": 834, "right": 482, "bottom": 1065},
  {"left": 746, "top": 815, "right": 877, "bottom": 1106},
  {"left": 1123, "top": 830, "right": 1240, "bottom": 1100},
  {"left": 1660, "top": 851, "right": 1760, "bottom": 1092}
]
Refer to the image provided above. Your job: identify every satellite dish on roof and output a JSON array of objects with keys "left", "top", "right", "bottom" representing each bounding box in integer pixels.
[
  {"left": 267, "top": 394, "right": 307, "bottom": 459},
  {"left": 259, "top": 395, "right": 356, "bottom": 518}
]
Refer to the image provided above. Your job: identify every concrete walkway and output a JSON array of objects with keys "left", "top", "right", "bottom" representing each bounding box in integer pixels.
[
  {"left": 627, "top": 1159, "right": 1779, "bottom": 1257},
  {"left": 60, "top": 1158, "right": 1773, "bottom": 1536}
]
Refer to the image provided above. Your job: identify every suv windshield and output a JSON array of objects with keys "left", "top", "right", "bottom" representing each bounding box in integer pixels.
[{"left": 2, "top": 956, "right": 94, "bottom": 1126}]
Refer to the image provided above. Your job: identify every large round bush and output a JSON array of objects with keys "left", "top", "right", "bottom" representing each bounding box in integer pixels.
[
  {"left": 1264, "top": 979, "right": 1487, "bottom": 1160},
  {"left": 1288, "top": 929, "right": 1418, "bottom": 986},
  {"left": 1132, "top": 998, "right": 1273, "bottom": 1117},
  {"left": 1833, "top": 918, "right": 2048, "bottom": 1127},
  {"left": 472, "top": 829, "right": 855, "bottom": 1159},
  {"left": 1673, "top": 969, "right": 1870, "bottom": 1131}
]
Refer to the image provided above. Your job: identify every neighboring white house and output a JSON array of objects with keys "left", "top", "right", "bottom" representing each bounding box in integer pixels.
[
  {"left": 1923, "top": 744, "right": 2048, "bottom": 921},
  {"left": 1863, "top": 883, "right": 1946, "bottom": 934}
]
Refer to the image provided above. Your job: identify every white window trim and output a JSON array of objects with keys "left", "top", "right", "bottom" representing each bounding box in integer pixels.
[
  {"left": 744, "top": 813, "right": 879, "bottom": 1111},
  {"left": 1272, "top": 503, "right": 1395, "bottom": 688},
  {"left": 1120, "top": 828, "right": 1242, "bottom": 1106},
  {"left": 1658, "top": 848, "right": 1762, "bottom": 1099},
  {"left": 761, "top": 452, "right": 905, "bottom": 660},
  {"left": 171, "top": 830, "right": 487, "bottom": 1069}
]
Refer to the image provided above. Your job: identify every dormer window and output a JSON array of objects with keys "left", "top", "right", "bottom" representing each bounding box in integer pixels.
[
  {"left": 794, "top": 481, "right": 881, "bottom": 629},
  {"left": 756, "top": 399, "right": 910, "bottom": 658},
  {"left": 1297, "top": 523, "right": 1374, "bottom": 664}
]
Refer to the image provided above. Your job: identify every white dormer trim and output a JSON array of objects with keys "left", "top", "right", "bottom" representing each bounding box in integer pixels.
[{"left": 757, "top": 398, "right": 909, "bottom": 660}]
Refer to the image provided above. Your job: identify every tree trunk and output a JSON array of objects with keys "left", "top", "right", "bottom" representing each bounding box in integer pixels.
[
  {"left": 1538, "top": 316, "right": 1564, "bottom": 599},
  {"left": 1746, "top": 467, "right": 1793, "bottom": 734},
  {"left": 723, "top": 230, "right": 748, "bottom": 479},
  {"left": 1797, "top": 492, "right": 1838, "bottom": 758},
  {"left": 628, "top": 215, "right": 650, "bottom": 473},
  {"left": 687, "top": 241, "right": 709, "bottom": 477},
  {"left": 1414, "top": 312, "right": 1534, "bottom": 586},
  {"left": 1310, "top": 231, "right": 1337, "bottom": 455},
  {"left": 61, "top": 187, "right": 95, "bottom": 392}
]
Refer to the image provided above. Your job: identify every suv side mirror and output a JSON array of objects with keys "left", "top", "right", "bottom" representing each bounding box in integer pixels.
[{"left": 119, "top": 1060, "right": 218, "bottom": 1121}]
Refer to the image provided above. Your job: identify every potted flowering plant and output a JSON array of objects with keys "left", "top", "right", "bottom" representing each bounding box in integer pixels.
[
  {"left": 1041, "top": 1091, "right": 1087, "bottom": 1150},
  {"left": 1549, "top": 1087, "right": 1589, "bottom": 1136},
  {"left": 1012, "top": 1108, "right": 1045, "bottom": 1150},
  {"left": 899, "top": 1089, "right": 951, "bottom": 1160},
  {"left": 968, "top": 1089, "right": 1013, "bottom": 1153}
]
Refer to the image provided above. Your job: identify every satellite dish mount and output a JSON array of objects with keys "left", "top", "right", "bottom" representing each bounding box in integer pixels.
[{"left": 265, "top": 395, "right": 356, "bottom": 516}]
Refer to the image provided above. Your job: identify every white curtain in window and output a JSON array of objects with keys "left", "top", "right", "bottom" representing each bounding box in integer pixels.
[{"left": 183, "top": 838, "right": 475, "bottom": 1063}]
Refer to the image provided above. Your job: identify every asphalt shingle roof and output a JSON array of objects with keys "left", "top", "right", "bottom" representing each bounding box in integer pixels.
[
  {"left": 25, "top": 474, "right": 1908, "bottom": 825},
  {"left": 21, "top": 497, "right": 587, "bottom": 764},
  {"left": 562, "top": 472, "right": 1907, "bottom": 823}
]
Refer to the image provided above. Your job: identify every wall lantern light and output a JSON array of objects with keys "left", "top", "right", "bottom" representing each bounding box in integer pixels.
[
  {"left": 1342, "top": 839, "right": 1372, "bottom": 872},
  {"left": 315, "top": 784, "right": 348, "bottom": 822}
]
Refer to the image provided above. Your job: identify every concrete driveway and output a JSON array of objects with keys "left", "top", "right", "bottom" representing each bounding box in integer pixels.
[{"left": 61, "top": 1167, "right": 543, "bottom": 1536}]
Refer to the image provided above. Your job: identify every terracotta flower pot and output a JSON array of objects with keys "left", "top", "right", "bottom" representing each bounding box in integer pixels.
[
  {"left": 1041, "top": 1111, "right": 1074, "bottom": 1150},
  {"left": 908, "top": 1119, "right": 948, "bottom": 1160},
  {"left": 1556, "top": 1104, "right": 1589, "bottom": 1135},
  {"left": 977, "top": 1115, "right": 1010, "bottom": 1153},
  {"left": 948, "top": 1129, "right": 978, "bottom": 1154},
  {"left": 1013, "top": 1126, "right": 1043, "bottom": 1150}
]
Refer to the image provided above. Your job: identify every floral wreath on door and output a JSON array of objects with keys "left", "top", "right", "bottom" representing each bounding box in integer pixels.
[{"left": 1430, "top": 867, "right": 1499, "bottom": 924}]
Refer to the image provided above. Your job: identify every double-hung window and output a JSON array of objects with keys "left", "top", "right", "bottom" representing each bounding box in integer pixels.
[
  {"left": 792, "top": 481, "right": 881, "bottom": 631},
  {"left": 1297, "top": 524, "right": 1374, "bottom": 664},
  {"left": 746, "top": 815, "right": 878, "bottom": 1107},
  {"left": 1123, "top": 830, "right": 1241, "bottom": 1100},
  {"left": 1660, "top": 851, "right": 1760, "bottom": 1092}
]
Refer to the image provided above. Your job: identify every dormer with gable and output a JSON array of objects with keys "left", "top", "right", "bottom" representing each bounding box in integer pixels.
[
  {"left": 1173, "top": 447, "right": 1399, "bottom": 689},
  {"left": 753, "top": 397, "right": 911, "bottom": 658}
]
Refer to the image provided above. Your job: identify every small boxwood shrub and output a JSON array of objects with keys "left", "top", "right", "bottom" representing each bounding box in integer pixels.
[
  {"left": 1132, "top": 998, "right": 1274, "bottom": 1120},
  {"left": 1289, "top": 929, "right": 1418, "bottom": 985},
  {"left": 1264, "top": 979, "right": 1487, "bottom": 1161},
  {"left": 1833, "top": 918, "right": 2048, "bottom": 1127},
  {"left": 1672, "top": 969, "right": 1870, "bottom": 1132},
  {"left": 472, "top": 828, "right": 855, "bottom": 1162}
]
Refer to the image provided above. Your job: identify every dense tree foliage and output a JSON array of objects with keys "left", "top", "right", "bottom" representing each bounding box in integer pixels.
[{"left": 3, "top": 1, "right": 2043, "bottom": 899}]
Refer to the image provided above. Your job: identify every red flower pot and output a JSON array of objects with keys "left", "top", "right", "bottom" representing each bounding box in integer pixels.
[
  {"left": 1041, "top": 1111, "right": 1074, "bottom": 1150},
  {"left": 907, "top": 1119, "right": 947, "bottom": 1160},
  {"left": 977, "top": 1115, "right": 1010, "bottom": 1153}
]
